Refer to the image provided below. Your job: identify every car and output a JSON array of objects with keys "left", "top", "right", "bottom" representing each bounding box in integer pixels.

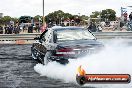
[{"left": 31, "top": 26, "right": 104, "bottom": 65}]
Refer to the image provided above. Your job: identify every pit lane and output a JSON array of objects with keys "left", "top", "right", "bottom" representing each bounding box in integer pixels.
[{"left": 0, "top": 45, "right": 83, "bottom": 88}]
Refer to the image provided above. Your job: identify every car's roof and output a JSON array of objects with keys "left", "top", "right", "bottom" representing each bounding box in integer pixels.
[{"left": 51, "top": 26, "right": 85, "bottom": 31}]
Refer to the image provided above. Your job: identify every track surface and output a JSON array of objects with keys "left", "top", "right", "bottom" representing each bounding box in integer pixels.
[{"left": 0, "top": 45, "right": 83, "bottom": 88}]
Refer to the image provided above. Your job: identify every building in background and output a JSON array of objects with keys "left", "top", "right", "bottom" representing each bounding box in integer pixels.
[{"left": 0, "top": 13, "right": 3, "bottom": 18}]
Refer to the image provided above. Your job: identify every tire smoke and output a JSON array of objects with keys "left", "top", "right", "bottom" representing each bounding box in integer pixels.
[{"left": 34, "top": 39, "right": 132, "bottom": 88}]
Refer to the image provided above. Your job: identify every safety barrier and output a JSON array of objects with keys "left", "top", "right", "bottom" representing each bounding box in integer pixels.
[
  {"left": 93, "top": 32, "right": 132, "bottom": 39},
  {"left": 0, "top": 33, "right": 40, "bottom": 44},
  {"left": 0, "top": 32, "right": 132, "bottom": 44}
]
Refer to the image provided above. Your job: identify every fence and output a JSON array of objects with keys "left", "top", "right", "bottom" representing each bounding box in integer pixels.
[{"left": 0, "top": 32, "right": 132, "bottom": 44}]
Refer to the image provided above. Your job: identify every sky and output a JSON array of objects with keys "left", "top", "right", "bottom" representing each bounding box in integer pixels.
[{"left": 0, "top": 0, "right": 132, "bottom": 18}]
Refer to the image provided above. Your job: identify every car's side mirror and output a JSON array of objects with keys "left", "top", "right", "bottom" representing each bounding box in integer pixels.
[{"left": 34, "top": 37, "right": 40, "bottom": 40}]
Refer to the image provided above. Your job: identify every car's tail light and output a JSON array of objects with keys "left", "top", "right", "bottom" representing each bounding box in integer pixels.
[{"left": 55, "top": 48, "right": 75, "bottom": 56}]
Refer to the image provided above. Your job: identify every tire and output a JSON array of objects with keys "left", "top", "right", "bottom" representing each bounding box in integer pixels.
[
  {"left": 31, "top": 49, "right": 42, "bottom": 63},
  {"left": 31, "top": 51, "right": 37, "bottom": 60}
]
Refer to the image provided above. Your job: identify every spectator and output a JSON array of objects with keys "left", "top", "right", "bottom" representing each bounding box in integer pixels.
[
  {"left": 14, "top": 25, "right": 20, "bottom": 34},
  {"left": 97, "top": 25, "right": 102, "bottom": 32},
  {"left": 40, "top": 23, "right": 47, "bottom": 33},
  {"left": 8, "top": 25, "right": 14, "bottom": 34},
  {"left": 87, "top": 22, "right": 97, "bottom": 32},
  {"left": 129, "top": 12, "right": 132, "bottom": 22},
  {"left": 23, "top": 25, "right": 26, "bottom": 32},
  {"left": 123, "top": 12, "right": 128, "bottom": 22},
  {"left": 28, "top": 24, "right": 33, "bottom": 33},
  {"left": 120, "top": 22, "right": 124, "bottom": 28},
  {"left": 4, "top": 25, "right": 9, "bottom": 34},
  {"left": 0, "top": 25, "right": 3, "bottom": 34},
  {"left": 35, "top": 25, "right": 40, "bottom": 32},
  {"left": 37, "top": 26, "right": 40, "bottom": 33}
]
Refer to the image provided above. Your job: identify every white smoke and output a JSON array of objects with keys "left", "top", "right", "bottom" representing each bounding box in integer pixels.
[{"left": 34, "top": 39, "right": 132, "bottom": 88}]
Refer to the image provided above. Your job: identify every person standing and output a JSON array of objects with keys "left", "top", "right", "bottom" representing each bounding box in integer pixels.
[
  {"left": 4, "top": 25, "right": 9, "bottom": 34},
  {"left": 0, "top": 25, "right": 3, "bottom": 34},
  {"left": 87, "top": 22, "right": 97, "bottom": 32},
  {"left": 123, "top": 12, "right": 128, "bottom": 22},
  {"left": 97, "top": 25, "right": 103, "bottom": 32},
  {"left": 8, "top": 25, "right": 14, "bottom": 34},
  {"left": 16, "top": 25, "right": 20, "bottom": 34},
  {"left": 28, "top": 24, "right": 33, "bottom": 33},
  {"left": 36, "top": 25, "right": 40, "bottom": 33},
  {"left": 40, "top": 22, "right": 47, "bottom": 33},
  {"left": 129, "top": 12, "right": 132, "bottom": 22},
  {"left": 13, "top": 25, "right": 20, "bottom": 34}
]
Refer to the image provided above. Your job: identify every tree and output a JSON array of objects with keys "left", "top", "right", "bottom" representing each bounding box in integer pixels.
[
  {"left": 34, "top": 15, "right": 42, "bottom": 22},
  {"left": 101, "top": 9, "right": 116, "bottom": 21},
  {"left": 45, "top": 10, "right": 63, "bottom": 24},
  {"left": 1, "top": 16, "right": 12, "bottom": 24},
  {"left": 11, "top": 17, "right": 18, "bottom": 24},
  {"left": 19, "top": 16, "right": 33, "bottom": 23},
  {"left": 0, "top": 16, "right": 18, "bottom": 25},
  {"left": 90, "top": 11, "right": 100, "bottom": 18},
  {"left": 80, "top": 15, "right": 89, "bottom": 21},
  {"left": 45, "top": 10, "right": 73, "bottom": 25},
  {"left": 80, "top": 15, "right": 89, "bottom": 25}
]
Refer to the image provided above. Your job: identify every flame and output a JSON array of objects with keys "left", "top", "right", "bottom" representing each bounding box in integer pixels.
[{"left": 77, "top": 65, "right": 86, "bottom": 76}]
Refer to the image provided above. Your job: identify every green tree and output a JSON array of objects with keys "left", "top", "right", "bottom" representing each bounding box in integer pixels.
[
  {"left": 34, "top": 15, "right": 42, "bottom": 22},
  {"left": 11, "top": 17, "right": 18, "bottom": 23},
  {"left": 80, "top": 15, "right": 89, "bottom": 25},
  {"left": 90, "top": 11, "right": 100, "bottom": 18},
  {"left": 80, "top": 15, "right": 89, "bottom": 21},
  {"left": 0, "top": 16, "right": 18, "bottom": 25},
  {"left": 101, "top": 9, "right": 116, "bottom": 21},
  {"left": 1, "top": 16, "right": 12, "bottom": 24},
  {"left": 45, "top": 10, "right": 73, "bottom": 25}
]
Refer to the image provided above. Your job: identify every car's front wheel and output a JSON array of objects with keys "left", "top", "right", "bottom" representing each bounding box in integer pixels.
[{"left": 31, "top": 49, "right": 42, "bottom": 63}]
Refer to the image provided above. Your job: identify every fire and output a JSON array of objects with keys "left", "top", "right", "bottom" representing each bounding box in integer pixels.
[{"left": 77, "top": 65, "right": 86, "bottom": 76}]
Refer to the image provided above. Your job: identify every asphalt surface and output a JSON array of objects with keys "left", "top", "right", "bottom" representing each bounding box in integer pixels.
[{"left": 0, "top": 44, "right": 89, "bottom": 88}]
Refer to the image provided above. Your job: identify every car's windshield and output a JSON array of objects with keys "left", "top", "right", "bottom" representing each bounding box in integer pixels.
[{"left": 56, "top": 28, "right": 96, "bottom": 42}]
